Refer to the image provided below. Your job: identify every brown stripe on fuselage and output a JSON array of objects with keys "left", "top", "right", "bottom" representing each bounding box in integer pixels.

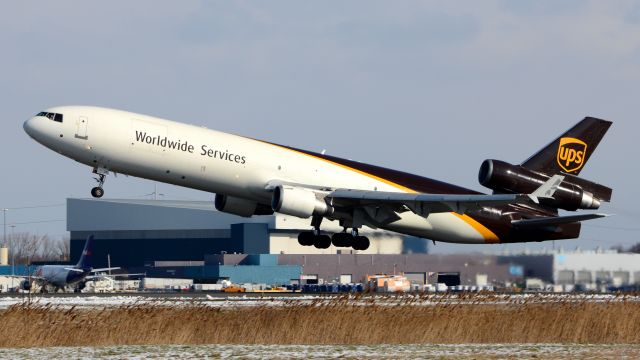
[
  {"left": 256, "top": 139, "right": 577, "bottom": 243},
  {"left": 259, "top": 140, "right": 507, "bottom": 242},
  {"left": 269, "top": 143, "right": 480, "bottom": 195}
]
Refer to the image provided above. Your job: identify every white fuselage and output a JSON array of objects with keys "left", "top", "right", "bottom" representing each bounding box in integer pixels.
[
  {"left": 34, "top": 265, "right": 87, "bottom": 289},
  {"left": 23, "top": 106, "right": 497, "bottom": 244}
]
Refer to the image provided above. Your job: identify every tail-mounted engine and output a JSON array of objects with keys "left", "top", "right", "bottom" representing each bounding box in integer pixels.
[{"left": 479, "top": 159, "right": 611, "bottom": 211}]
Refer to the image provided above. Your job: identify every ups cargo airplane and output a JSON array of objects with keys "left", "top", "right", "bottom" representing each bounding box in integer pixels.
[{"left": 23, "top": 107, "right": 612, "bottom": 250}]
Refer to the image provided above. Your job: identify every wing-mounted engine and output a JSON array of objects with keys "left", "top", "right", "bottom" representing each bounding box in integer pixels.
[
  {"left": 19, "top": 279, "right": 31, "bottom": 291},
  {"left": 479, "top": 159, "right": 611, "bottom": 211},
  {"left": 271, "top": 185, "right": 333, "bottom": 218},
  {"left": 214, "top": 194, "right": 273, "bottom": 217}
]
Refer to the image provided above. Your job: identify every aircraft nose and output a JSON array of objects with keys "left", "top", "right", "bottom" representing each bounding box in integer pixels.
[
  {"left": 23, "top": 115, "right": 49, "bottom": 142},
  {"left": 23, "top": 117, "right": 36, "bottom": 137}
]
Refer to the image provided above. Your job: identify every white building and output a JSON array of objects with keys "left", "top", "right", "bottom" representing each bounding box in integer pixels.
[{"left": 553, "top": 251, "right": 640, "bottom": 286}]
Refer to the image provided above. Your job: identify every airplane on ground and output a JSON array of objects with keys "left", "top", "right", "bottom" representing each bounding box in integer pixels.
[
  {"left": 20, "top": 235, "right": 120, "bottom": 292},
  {"left": 23, "top": 107, "right": 612, "bottom": 250}
]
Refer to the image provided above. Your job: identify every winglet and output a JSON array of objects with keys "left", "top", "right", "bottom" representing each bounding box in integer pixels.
[{"left": 528, "top": 175, "right": 564, "bottom": 204}]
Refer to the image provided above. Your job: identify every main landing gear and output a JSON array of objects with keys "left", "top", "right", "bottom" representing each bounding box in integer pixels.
[
  {"left": 298, "top": 231, "right": 331, "bottom": 249},
  {"left": 90, "top": 167, "right": 108, "bottom": 198},
  {"left": 297, "top": 229, "right": 370, "bottom": 251}
]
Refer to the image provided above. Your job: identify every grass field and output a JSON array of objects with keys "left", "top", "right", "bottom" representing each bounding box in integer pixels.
[{"left": 0, "top": 293, "right": 639, "bottom": 347}]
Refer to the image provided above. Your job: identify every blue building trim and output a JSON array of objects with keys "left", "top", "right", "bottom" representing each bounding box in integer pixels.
[
  {"left": 0, "top": 265, "right": 31, "bottom": 276},
  {"left": 217, "top": 265, "right": 301, "bottom": 284},
  {"left": 127, "top": 263, "right": 301, "bottom": 285}
]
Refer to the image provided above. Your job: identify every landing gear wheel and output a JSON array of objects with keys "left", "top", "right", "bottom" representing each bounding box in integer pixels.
[
  {"left": 298, "top": 231, "right": 315, "bottom": 246},
  {"left": 352, "top": 236, "right": 370, "bottom": 251},
  {"left": 314, "top": 234, "right": 332, "bottom": 249},
  {"left": 91, "top": 167, "right": 108, "bottom": 198},
  {"left": 331, "top": 232, "right": 353, "bottom": 247},
  {"left": 91, "top": 187, "right": 104, "bottom": 198}
]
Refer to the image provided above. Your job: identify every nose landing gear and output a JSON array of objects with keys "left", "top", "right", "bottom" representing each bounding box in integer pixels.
[
  {"left": 90, "top": 186, "right": 104, "bottom": 198},
  {"left": 90, "top": 167, "right": 108, "bottom": 198}
]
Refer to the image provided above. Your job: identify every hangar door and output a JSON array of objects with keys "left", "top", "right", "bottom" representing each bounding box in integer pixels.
[{"left": 405, "top": 272, "right": 426, "bottom": 285}]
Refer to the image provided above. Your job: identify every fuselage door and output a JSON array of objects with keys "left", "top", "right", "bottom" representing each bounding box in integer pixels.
[{"left": 76, "top": 116, "right": 88, "bottom": 140}]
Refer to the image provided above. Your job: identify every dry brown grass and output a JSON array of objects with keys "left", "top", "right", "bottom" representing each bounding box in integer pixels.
[{"left": 0, "top": 294, "right": 639, "bottom": 347}]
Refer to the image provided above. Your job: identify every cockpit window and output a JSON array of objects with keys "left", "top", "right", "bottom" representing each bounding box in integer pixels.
[{"left": 36, "top": 111, "right": 63, "bottom": 123}]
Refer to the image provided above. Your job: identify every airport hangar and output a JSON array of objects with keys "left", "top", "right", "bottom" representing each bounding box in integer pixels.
[
  {"left": 67, "top": 198, "right": 515, "bottom": 285},
  {"left": 66, "top": 198, "right": 640, "bottom": 287}
]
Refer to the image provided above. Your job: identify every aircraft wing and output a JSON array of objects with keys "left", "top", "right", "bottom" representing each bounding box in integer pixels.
[
  {"left": 111, "top": 273, "right": 146, "bottom": 277},
  {"left": 86, "top": 273, "right": 144, "bottom": 281},
  {"left": 330, "top": 190, "right": 533, "bottom": 215},
  {"left": 90, "top": 267, "right": 120, "bottom": 273},
  {"left": 328, "top": 175, "right": 565, "bottom": 220}
]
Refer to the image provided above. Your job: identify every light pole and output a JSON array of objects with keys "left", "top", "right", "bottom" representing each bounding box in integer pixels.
[
  {"left": 9, "top": 225, "right": 15, "bottom": 276},
  {"left": 2, "top": 209, "right": 6, "bottom": 250},
  {"left": 3, "top": 209, "right": 9, "bottom": 290}
]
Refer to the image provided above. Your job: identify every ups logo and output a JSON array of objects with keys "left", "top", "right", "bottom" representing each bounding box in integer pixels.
[{"left": 557, "top": 137, "right": 587, "bottom": 173}]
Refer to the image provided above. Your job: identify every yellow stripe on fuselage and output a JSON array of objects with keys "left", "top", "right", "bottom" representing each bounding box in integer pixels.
[
  {"left": 451, "top": 213, "right": 500, "bottom": 244},
  {"left": 265, "top": 141, "right": 501, "bottom": 243}
]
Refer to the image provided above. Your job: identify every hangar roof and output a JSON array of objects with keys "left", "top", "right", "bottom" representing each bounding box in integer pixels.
[
  {"left": 67, "top": 198, "right": 277, "bottom": 232},
  {"left": 67, "top": 198, "right": 405, "bottom": 236}
]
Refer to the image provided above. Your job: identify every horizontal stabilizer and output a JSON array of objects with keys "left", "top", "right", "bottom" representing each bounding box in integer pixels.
[{"left": 511, "top": 213, "right": 609, "bottom": 228}]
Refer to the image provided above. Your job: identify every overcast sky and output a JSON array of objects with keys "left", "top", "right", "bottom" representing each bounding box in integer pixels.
[{"left": 1, "top": 1, "right": 638, "bottom": 253}]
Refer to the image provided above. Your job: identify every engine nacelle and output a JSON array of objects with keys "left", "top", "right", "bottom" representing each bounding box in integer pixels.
[
  {"left": 214, "top": 194, "right": 273, "bottom": 217},
  {"left": 19, "top": 279, "right": 30, "bottom": 291},
  {"left": 271, "top": 185, "right": 333, "bottom": 218},
  {"left": 479, "top": 159, "right": 607, "bottom": 211}
]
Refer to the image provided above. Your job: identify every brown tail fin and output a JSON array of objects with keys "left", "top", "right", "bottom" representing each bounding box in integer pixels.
[{"left": 521, "top": 117, "right": 612, "bottom": 176}]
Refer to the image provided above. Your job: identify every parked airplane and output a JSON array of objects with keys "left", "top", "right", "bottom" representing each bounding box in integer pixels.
[
  {"left": 21, "top": 235, "right": 119, "bottom": 292},
  {"left": 23, "top": 107, "right": 612, "bottom": 250}
]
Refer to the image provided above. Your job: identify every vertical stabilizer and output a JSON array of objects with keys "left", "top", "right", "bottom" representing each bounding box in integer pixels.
[
  {"left": 521, "top": 117, "right": 612, "bottom": 176},
  {"left": 75, "top": 235, "right": 93, "bottom": 269}
]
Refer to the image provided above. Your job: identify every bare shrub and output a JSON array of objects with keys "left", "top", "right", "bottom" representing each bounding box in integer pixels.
[
  {"left": 0, "top": 294, "right": 639, "bottom": 347},
  {"left": 5, "top": 233, "right": 69, "bottom": 264}
]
